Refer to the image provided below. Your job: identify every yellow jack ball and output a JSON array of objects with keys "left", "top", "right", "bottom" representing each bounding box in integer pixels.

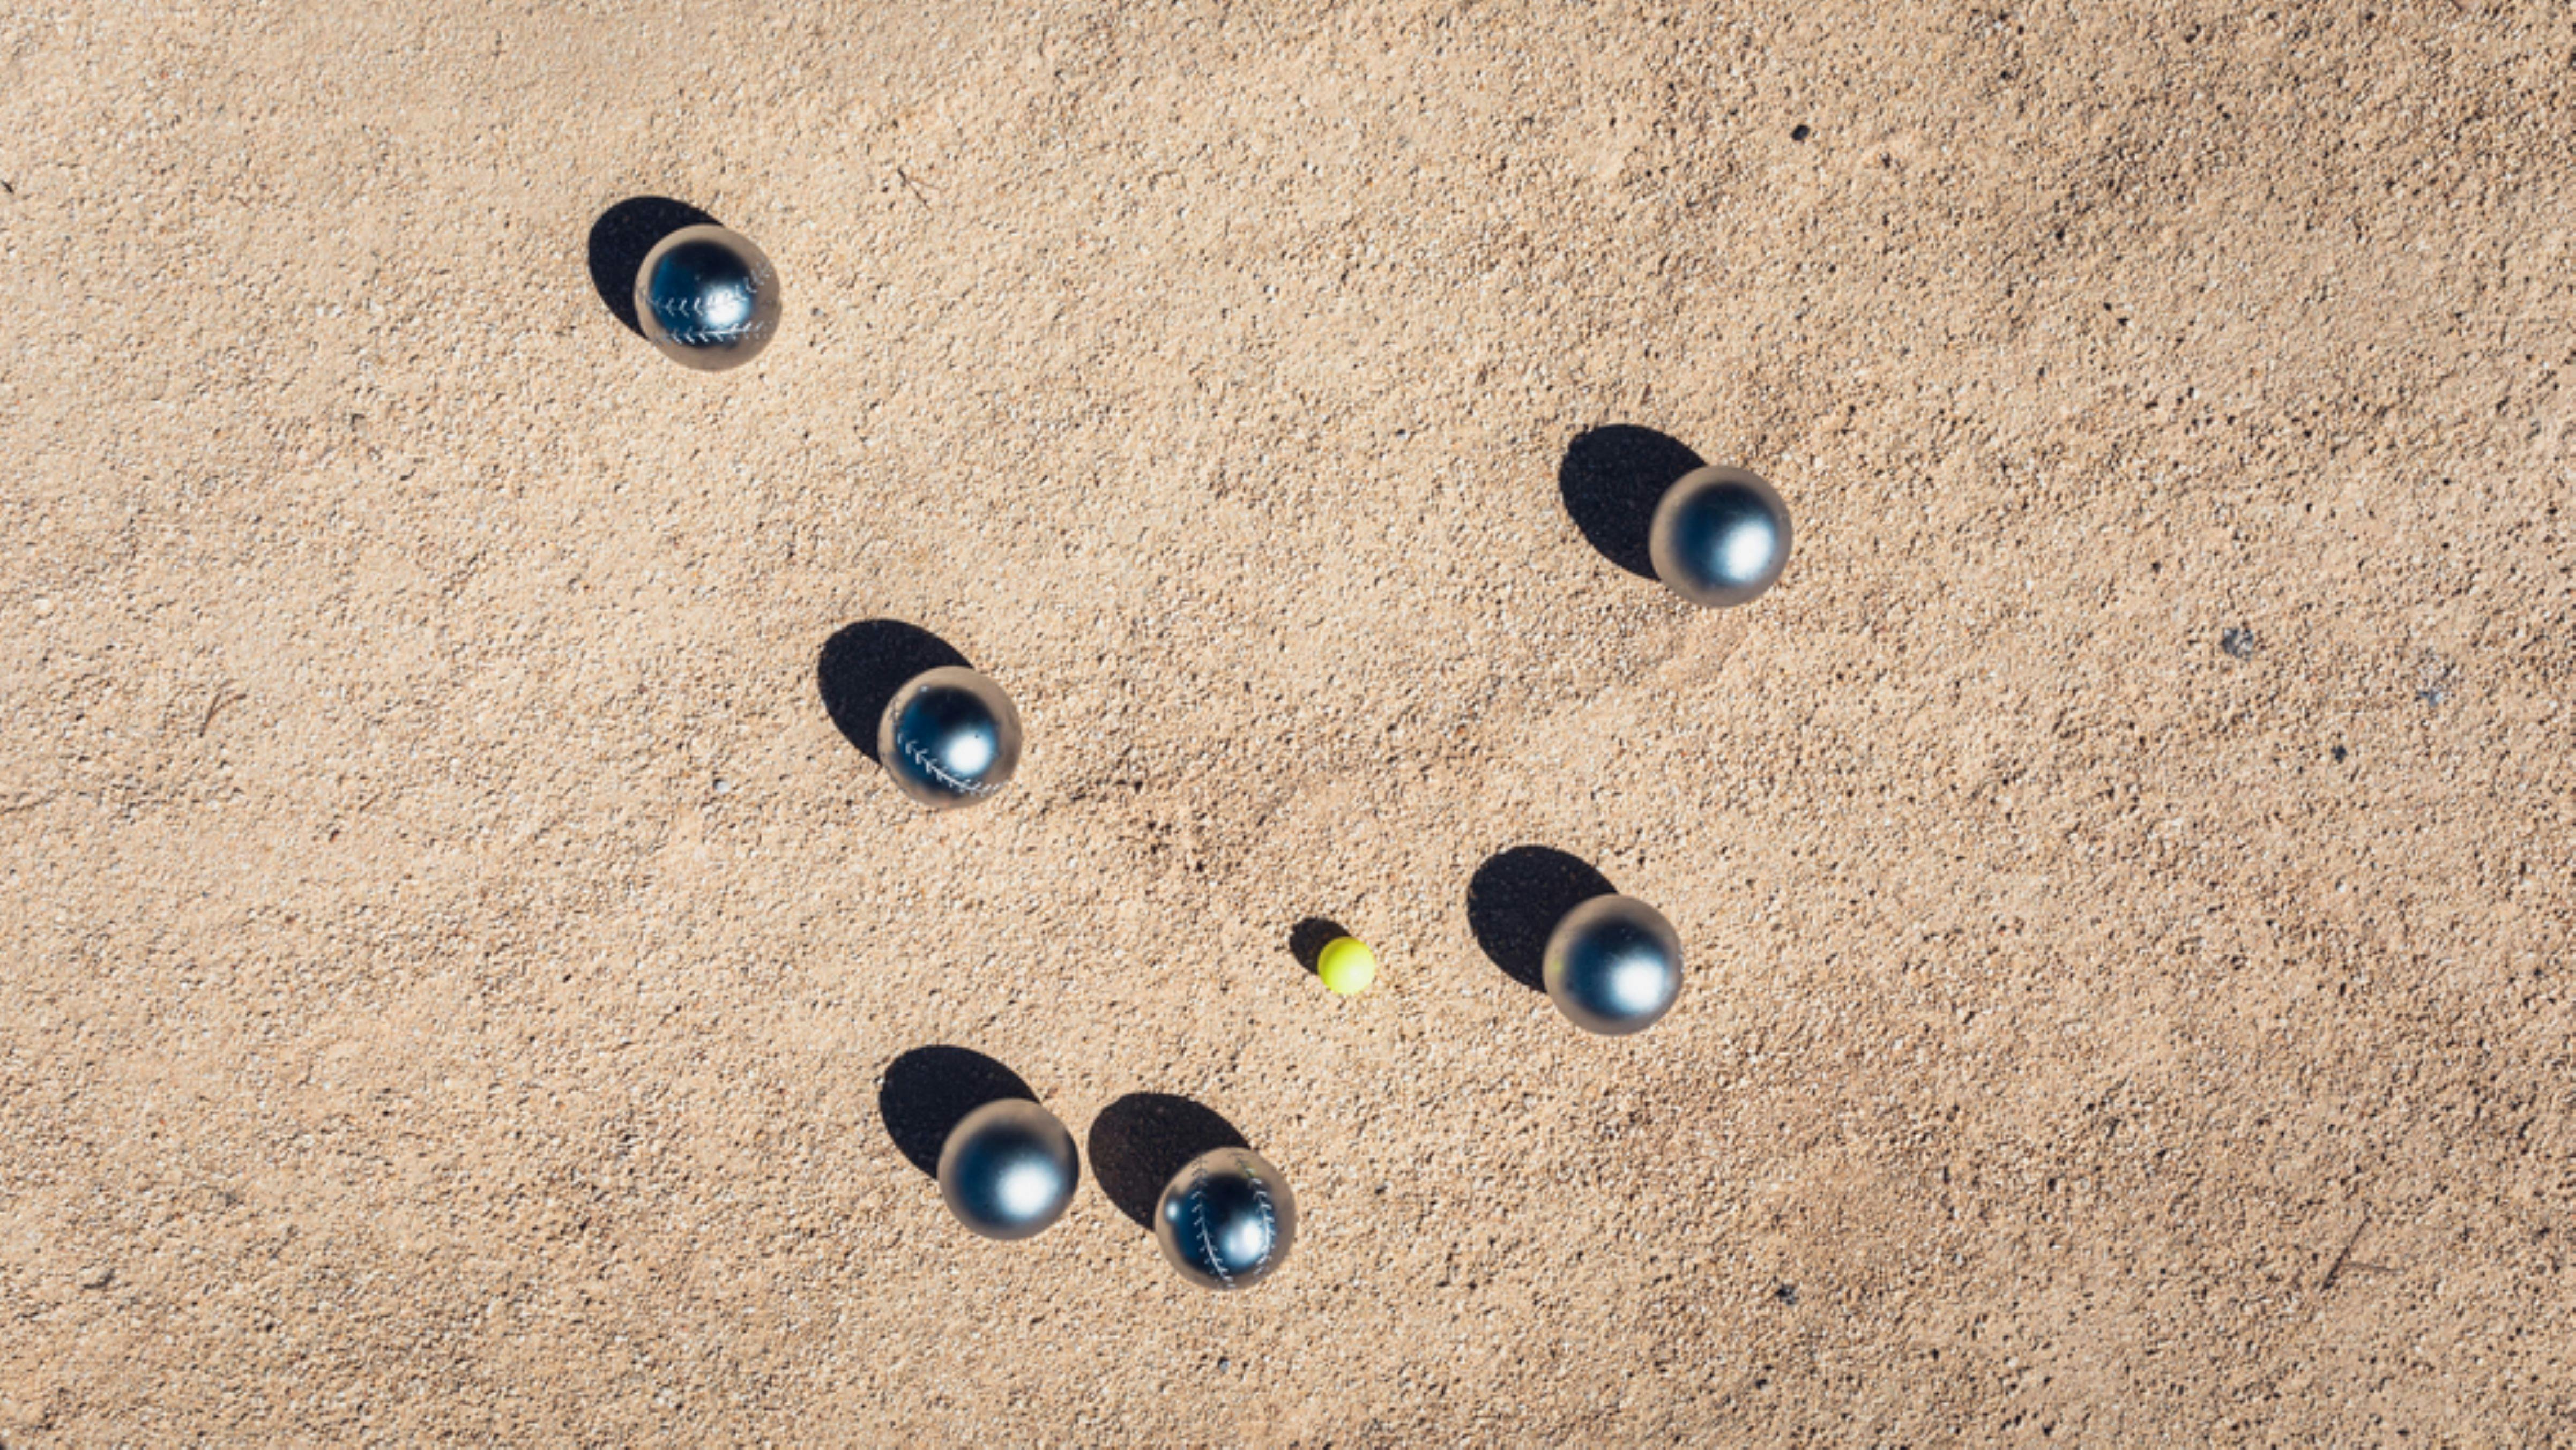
[{"left": 1316, "top": 937, "right": 1378, "bottom": 996}]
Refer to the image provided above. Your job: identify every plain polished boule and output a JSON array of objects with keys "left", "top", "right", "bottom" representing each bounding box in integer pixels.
[
  {"left": 1541, "top": 894, "right": 1684, "bottom": 1035},
  {"left": 876, "top": 666, "right": 1023, "bottom": 809},
  {"left": 936, "top": 1099, "right": 1079, "bottom": 1241},
  {"left": 634, "top": 224, "right": 780, "bottom": 370},
  {"left": 1154, "top": 1147, "right": 1297, "bottom": 1291},
  {"left": 1648, "top": 465, "right": 1791, "bottom": 608}
]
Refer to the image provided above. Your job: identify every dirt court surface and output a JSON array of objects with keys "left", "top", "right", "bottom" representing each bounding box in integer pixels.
[{"left": 3, "top": 1, "right": 2572, "bottom": 1442}]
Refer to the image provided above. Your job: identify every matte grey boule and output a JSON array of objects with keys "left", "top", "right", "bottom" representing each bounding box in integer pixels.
[
  {"left": 1541, "top": 893, "right": 1684, "bottom": 1035},
  {"left": 1154, "top": 1147, "right": 1297, "bottom": 1291},
  {"left": 633, "top": 223, "right": 780, "bottom": 370},
  {"left": 876, "top": 666, "right": 1023, "bottom": 809},
  {"left": 935, "top": 1100, "right": 1080, "bottom": 1241},
  {"left": 1648, "top": 465, "right": 1792, "bottom": 608}
]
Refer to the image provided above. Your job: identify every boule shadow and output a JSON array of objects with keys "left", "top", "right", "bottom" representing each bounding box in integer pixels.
[
  {"left": 876, "top": 1044, "right": 1037, "bottom": 1179},
  {"left": 1085, "top": 1092, "right": 1249, "bottom": 1231},
  {"left": 817, "top": 621, "right": 971, "bottom": 768},
  {"left": 1465, "top": 844, "right": 1617, "bottom": 993},
  {"left": 586, "top": 196, "right": 718, "bottom": 337},
  {"left": 1558, "top": 425, "right": 1706, "bottom": 580}
]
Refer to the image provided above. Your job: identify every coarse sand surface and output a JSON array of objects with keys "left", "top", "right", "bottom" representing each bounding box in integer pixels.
[{"left": 3, "top": 1, "right": 2573, "bottom": 1442}]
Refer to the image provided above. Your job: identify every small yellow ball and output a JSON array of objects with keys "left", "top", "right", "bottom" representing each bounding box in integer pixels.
[{"left": 1316, "top": 937, "right": 1378, "bottom": 996}]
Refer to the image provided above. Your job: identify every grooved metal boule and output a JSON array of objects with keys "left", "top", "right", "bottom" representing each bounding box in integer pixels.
[
  {"left": 876, "top": 666, "right": 1022, "bottom": 809},
  {"left": 1542, "top": 894, "right": 1683, "bottom": 1036},
  {"left": 936, "top": 1100, "right": 1079, "bottom": 1241},
  {"left": 1649, "top": 465, "right": 1791, "bottom": 608},
  {"left": 1154, "top": 1147, "right": 1296, "bottom": 1291},
  {"left": 634, "top": 224, "right": 780, "bottom": 370}
]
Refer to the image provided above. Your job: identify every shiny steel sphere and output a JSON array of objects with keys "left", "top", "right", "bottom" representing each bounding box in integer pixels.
[
  {"left": 936, "top": 1099, "right": 1079, "bottom": 1241},
  {"left": 876, "top": 666, "right": 1023, "bottom": 809},
  {"left": 1542, "top": 894, "right": 1683, "bottom": 1036},
  {"left": 634, "top": 224, "right": 780, "bottom": 370},
  {"left": 1648, "top": 465, "right": 1791, "bottom": 608},
  {"left": 1154, "top": 1147, "right": 1296, "bottom": 1291}
]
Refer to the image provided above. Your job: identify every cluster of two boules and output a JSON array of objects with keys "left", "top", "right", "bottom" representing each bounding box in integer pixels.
[
  {"left": 633, "top": 225, "right": 1793, "bottom": 617},
  {"left": 936, "top": 1100, "right": 1296, "bottom": 1291},
  {"left": 1303, "top": 455, "right": 1765, "bottom": 1029},
  {"left": 874, "top": 680, "right": 1682, "bottom": 1035},
  {"left": 1525, "top": 461, "right": 1789, "bottom": 1035}
]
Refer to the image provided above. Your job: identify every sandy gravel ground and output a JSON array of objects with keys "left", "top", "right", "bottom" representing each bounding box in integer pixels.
[{"left": 3, "top": 1, "right": 2573, "bottom": 1442}]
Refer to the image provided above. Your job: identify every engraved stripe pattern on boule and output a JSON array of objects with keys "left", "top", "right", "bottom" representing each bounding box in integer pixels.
[
  {"left": 1246, "top": 1174, "right": 1276, "bottom": 1277},
  {"left": 1187, "top": 1160, "right": 1233, "bottom": 1290},
  {"left": 656, "top": 280, "right": 777, "bottom": 345},
  {"left": 900, "top": 735, "right": 1000, "bottom": 796}
]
